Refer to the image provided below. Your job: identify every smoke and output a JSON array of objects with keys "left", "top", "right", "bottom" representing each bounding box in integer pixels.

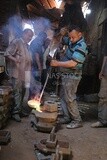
[
  {"left": 32, "top": 17, "right": 51, "bottom": 35},
  {"left": 0, "top": 15, "right": 23, "bottom": 45},
  {"left": 0, "top": 15, "right": 53, "bottom": 49},
  {"left": 8, "top": 15, "right": 23, "bottom": 39}
]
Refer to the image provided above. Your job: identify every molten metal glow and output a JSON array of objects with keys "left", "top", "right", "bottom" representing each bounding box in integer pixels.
[{"left": 28, "top": 99, "right": 42, "bottom": 112}]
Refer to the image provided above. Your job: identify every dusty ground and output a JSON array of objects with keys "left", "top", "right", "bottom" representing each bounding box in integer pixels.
[{"left": 0, "top": 102, "right": 107, "bottom": 160}]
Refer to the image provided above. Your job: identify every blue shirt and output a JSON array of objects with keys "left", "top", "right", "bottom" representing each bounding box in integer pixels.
[
  {"left": 30, "top": 37, "right": 45, "bottom": 70},
  {"left": 61, "top": 36, "right": 88, "bottom": 73}
]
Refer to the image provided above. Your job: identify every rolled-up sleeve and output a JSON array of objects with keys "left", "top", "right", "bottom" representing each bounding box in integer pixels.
[
  {"left": 72, "top": 42, "right": 87, "bottom": 64},
  {"left": 4, "top": 40, "right": 18, "bottom": 57}
]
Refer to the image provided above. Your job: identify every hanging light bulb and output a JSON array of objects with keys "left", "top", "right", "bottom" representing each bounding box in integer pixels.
[
  {"left": 82, "top": 2, "right": 91, "bottom": 18},
  {"left": 55, "top": 0, "right": 62, "bottom": 8}
]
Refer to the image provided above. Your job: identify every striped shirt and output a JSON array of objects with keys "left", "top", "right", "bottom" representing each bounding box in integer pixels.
[{"left": 61, "top": 36, "right": 88, "bottom": 73}]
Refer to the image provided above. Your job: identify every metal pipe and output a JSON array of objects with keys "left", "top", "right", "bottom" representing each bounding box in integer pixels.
[{"left": 38, "top": 72, "right": 50, "bottom": 103}]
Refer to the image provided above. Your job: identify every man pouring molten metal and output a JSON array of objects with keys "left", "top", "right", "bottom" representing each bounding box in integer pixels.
[{"left": 50, "top": 25, "right": 88, "bottom": 129}]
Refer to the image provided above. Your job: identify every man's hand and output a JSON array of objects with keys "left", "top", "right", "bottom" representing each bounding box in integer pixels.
[
  {"left": 99, "top": 71, "right": 104, "bottom": 80},
  {"left": 8, "top": 55, "right": 20, "bottom": 63},
  {"left": 15, "top": 59, "right": 21, "bottom": 63},
  {"left": 50, "top": 60, "right": 59, "bottom": 67}
]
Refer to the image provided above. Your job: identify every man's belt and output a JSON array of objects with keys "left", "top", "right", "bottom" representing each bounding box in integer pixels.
[
  {"left": 60, "top": 68, "right": 82, "bottom": 74},
  {"left": 61, "top": 72, "right": 81, "bottom": 77}
]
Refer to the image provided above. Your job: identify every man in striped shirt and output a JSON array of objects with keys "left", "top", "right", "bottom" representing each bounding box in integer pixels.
[{"left": 51, "top": 26, "right": 88, "bottom": 129}]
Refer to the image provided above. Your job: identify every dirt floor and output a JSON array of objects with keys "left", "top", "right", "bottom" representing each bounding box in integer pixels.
[{"left": 0, "top": 102, "right": 107, "bottom": 160}]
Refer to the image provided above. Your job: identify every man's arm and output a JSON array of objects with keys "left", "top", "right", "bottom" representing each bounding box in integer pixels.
[
  {"left": 35, "top": 53, "right": 42, "bottom": 71},
  {"left": 50, "top": 59, "right": 77, "bottom": 68},
  {"left": 101, "top": 56, "right": 107, "bottom": 72},
  {"left": 5, "top": 40, "right": 20, "bottom": 63},
  {"left": 99, "top": 56, "right": 107, "bottom": 79},
  {"left": 7, "top": 55, "right": 20, "bottom": 63}
]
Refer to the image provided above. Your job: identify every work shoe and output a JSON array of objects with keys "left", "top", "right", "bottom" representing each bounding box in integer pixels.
[
  {"left": 91, "top": 121, "right": 103, "bottom": 128},
  {"left": 12, "top": 114, "right": 21, "bottom": 122},
  {"left": 66, "top": 121, "right": 83, "bottom": 129}
]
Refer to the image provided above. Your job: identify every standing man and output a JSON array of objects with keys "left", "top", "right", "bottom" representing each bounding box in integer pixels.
[
  {"left": 29, "top": 32, "right": 47, "bottom": 100},
  {"left": 51, "top": 26, "right": 88, "bottom": 129},
  {"left": 5, "top": 29, "right": 33, "bottom": 122},
  {"left": 30, "top": 32, "right": 47, "bottom": 82},
  {"left": 91, "top": 43, "right": 107, "bottom": 128}
]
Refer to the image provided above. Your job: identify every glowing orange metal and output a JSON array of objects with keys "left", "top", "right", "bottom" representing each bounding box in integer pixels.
[{"left": 28, "top": 99, "right": 42, "bottom": 112}]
